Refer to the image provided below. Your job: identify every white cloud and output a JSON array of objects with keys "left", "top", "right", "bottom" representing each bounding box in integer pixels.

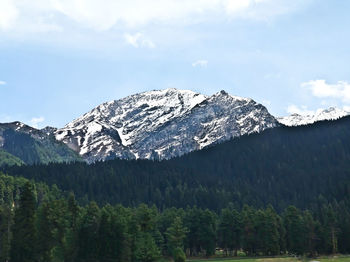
[
  {"left": 287, "top": 105, "right": 314, "bottom": 116},
  {"left": 302, "top": 79, "right": 350, "bottom": 103},
  {"left": 29, "top": 116, "right": 45, "bottom": 128},
  {"left": 192, "top": 60, "right": 208, "bottom": 68},
  {"left": 0, "top": 81, "right": 6, "bottom": 85},
  {"left": 225, "top": 0, "right": 252, "bottom": 13},
  {"left": 0, "top": 0, "right": 308, "bottom": 33},
  {"left": 227, "top": 0, "right": 307, "bottom": 21},
  {"left": 0, "top": 0, "right": 18, "bottom": 30},
  {"left": 0, "top": 0, "right": 63, "bottom": 33},
  {"left": 124, "top": 33, "right": 155, "bottom": 48}
]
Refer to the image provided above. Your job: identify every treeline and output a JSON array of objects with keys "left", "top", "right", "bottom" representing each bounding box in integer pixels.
[
  {"left": 0, "top": 173, "right": 63, "bottom": 207},
  {"left": 3, "top": 117, "right": 350, "bottom": 213},
  {"left": 1, "top": 177, "right": 350, "bottom": 262}
]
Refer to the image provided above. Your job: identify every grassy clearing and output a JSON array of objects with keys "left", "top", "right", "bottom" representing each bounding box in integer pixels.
[
  {"left": 318, "top": 257, "right": 350, "bottom": 262},
  {"left": 187, "top": 257, "right": 297, "bottom": 262},
  {"left": 187, "top": 256, "right": 350, "bottom": 262}
]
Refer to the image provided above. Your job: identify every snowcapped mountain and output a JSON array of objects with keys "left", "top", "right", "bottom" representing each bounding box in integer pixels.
[
  {"left": 277, "top": 107, "right": 350, "bottom": 126},
  {"left": 54, "top": 88, "right": 279, "bottom": 162}
]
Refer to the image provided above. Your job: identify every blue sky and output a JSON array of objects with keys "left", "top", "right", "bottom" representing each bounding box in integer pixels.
[{"left": 0, "top": 0, "right": 350, "bottom": 128}]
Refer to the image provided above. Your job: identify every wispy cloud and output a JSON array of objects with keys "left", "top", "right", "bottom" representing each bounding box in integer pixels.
[
  {"left": 0, "top": 0, "right": 309, "bottom": 34},
  {"left": 192, "top": 60, "right": 208, "bottom": 68},
  {"left": 0, "top": 81, "right": 6, "bottom": 85},
  {"left": 30, "top": 116, "right": 45, "bottom": 128},
  {"left": 287, "top": 80, "right": 350, "bottom": 117},
  {"left": 124, "top": 33, "right": 155, "bottom": 48},
  {"left": 302, "top": 79, "right": 350, "bottom": 103},
  {"left": 0, "top": 0, "right": 18, "bottom": 30}
]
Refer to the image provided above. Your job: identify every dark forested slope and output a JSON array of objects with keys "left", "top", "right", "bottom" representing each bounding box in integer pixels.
[
  {"left": 0, "top": 122, "right": 81, "bottom": 165},
  {"left": 0, "top": 150, "right": 24, "bottom": 167},
  {"left": 3, "top": 116, "right": 350, "bottom": 211}
]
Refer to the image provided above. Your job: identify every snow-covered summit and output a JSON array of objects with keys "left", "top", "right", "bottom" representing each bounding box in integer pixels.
[
  {"left": 54, "top": 88, "right": 279, "bottom": 162},
  {"left": 277, "top": 107, "right": 350, "bottom": 126}
]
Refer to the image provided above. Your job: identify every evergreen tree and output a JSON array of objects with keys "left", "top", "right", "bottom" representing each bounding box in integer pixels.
[
  {"left": 0, "top": 205, "right": 12, "bottom": 262},
  {"left": 10, "top": 182, "right": 37, "bottom": 262},
  {"left": 276, "top": 214, "right": 286, "bottom": 254},
  {"left": 259, "top": 206, "right": 280, "bottom": 255},
  {"left": 241, "top": 205, "right": 257, "bottom": 255},
  {"left": 303, "top": 210, "right": 319, "bottom": 256},
  {"left": 64, "top": 193, "right": 80, "bottom": 262},
  {"left": 98, "top": 205, "right": 130, "bottom": 262},
  {"left": 337, "top": 202, "right": 350, "bottom": 253},
  {"left": 283, "top": 206, "right": 307, "bottom": 255},
  {"left": 77, "top": 201, "right": 100, "bottom": 262},
  {"left": 320, "top": 204, "right": 338, "bottom": 254},
  {"left": 198, "top": 209, "right": 217, "bottom": 256},
  {"left": 217, "top": 208, "right": 242, "bottom": 256},
  {"left": 134, "top": 232, "right": 160, "bottom": 262},
  {"left": 165, "top": 216, "right": 188, "bottom": 257},
  {"left": 173, "top": 247, "right": 186, "bottom": 262},
  {"left": 36, "top": 202, "right": 55, "bottom": 262}
]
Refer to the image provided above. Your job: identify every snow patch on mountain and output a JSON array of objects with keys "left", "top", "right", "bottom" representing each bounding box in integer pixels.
[
  {"left": 277, "top": 107, "right": 350, "bottom": 126},
  {"left": 54, "top": 88, "right": 279, "bottom": 162}
]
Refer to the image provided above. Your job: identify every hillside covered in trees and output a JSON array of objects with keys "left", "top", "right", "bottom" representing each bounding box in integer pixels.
[
  {"left": 0, "top": 174, "right": 349, "bottom": 262},
  {"left": 1, "top": 117, "right": 350, "bottom": 261},
  {"left": 3, "top": 116, "right": 350, "bottom": 212},
  {"left": 0, "top": 122, "right": 81, "bottom": 166}
]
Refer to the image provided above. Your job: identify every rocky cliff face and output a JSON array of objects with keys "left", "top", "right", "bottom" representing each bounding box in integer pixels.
[{"left": 54, "top": 88, "right": 279, "bottom": 162}]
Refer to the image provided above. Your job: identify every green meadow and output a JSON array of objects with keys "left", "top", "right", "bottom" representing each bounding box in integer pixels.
[{"left": 187, "top": 256, "right": 350, "bottom": 262}]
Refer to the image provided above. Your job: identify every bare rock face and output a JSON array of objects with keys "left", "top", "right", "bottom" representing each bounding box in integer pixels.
[{"left": 54, "top": 88, "right": 279, "bottom": 162}]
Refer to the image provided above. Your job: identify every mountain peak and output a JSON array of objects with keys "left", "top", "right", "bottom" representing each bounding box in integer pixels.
[
  {"left": 1, "top": 121, "right": 35, "bottom": 133},
  {"left": 54, "top": 88, "right": 278, "bottom": 162},
  {"left": 219, "top": 90, "right": 228, "bottom": 95}
]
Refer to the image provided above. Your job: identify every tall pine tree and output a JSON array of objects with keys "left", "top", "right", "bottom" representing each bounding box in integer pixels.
[{"left": 10, "top": 182, "right": 37, "bottom": 262}]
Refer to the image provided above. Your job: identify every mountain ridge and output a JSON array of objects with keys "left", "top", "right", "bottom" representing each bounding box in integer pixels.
[
  {"left": 277, "top": 106, "right": 350, "bottom": 126},
  {"left": 0, "top": 121, "right": 81, "bottom": 165},
  {"left": 2, "top": 89, "right": 350, "bottom": 164},
  {"left": 53, "top": 88, "right": 278, "bottom": 162}
]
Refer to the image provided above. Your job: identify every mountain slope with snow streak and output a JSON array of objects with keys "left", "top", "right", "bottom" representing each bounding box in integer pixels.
[
  {"left": 277, "top": 107, "right": 350, "bottom": 126},
  {"left": 54, "top": 88, "right": 279, "bottom": 162}
]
